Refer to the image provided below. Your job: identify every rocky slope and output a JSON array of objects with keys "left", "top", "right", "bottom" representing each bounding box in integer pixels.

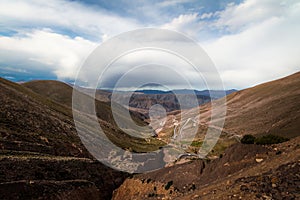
[
  {"left": 113, "top": 72, "right": 300, "bottom": 200},
  {"left": 159, "top": 71, "right": 300, "bottom": 142},
  {"left": 0, "top": 78, "right": 130, "bottom": 199},
  {"left": 1, "top": 71, "right": 299, "bottom": 199},
  {"left": 202, "top": 72, "right": 300, "bottom": 138},
  {"left": 113, "top": 137, "right": 300, "bottom": 200}
]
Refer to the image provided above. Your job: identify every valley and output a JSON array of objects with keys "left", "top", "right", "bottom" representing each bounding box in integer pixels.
[{"left": 0, "top": 72, "right": 299, "bottom": 199}]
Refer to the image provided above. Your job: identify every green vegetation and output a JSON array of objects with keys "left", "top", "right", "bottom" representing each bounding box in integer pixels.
[
  {"left": 207, "top": 136, "right": 237, "bottom": 158},
  {"left": 191, "top": 140, "right": 203, "bottom": 147},
  {"left": 164, "top": 181, "right": 173, "bottom": 190},
  {"left": 241, "top": 134, "right": 256, "bottom": 144},
  {"left": 148, "top": 193, "right": 156, "bottom": 197},
  {"left": 241, "top": 134, "right": 289, "bottom": 145},
  {"left": 255, "top": 134, "right": 289, "bottom": 145}
]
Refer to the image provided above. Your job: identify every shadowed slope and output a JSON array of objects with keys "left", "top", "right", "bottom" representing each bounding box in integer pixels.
[
  {"left": 23, "top": 80, "right": 73, "bottom": 107},
  {"left": 0, "top": 77, "right": 129, "bottom": 199},
  {"left": 23, "top": 80, "right": 165, "bottom": 153},
  {"left": 23, "top": 80, "right": 148, "bottom": 127}
]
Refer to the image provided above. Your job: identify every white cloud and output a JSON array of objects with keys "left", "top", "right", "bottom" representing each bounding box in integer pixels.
[
  {"left": 0, "top": 29, "right": 97, "bottom": 79},
  {"left": 0, "top": 0, "right": 140, "bottom": 39},
  {"left": 160, "top": 0, "right": 300, "bottom": 89},
  {"left": 0, "top": 0, "right": 143, "bottom": 80},
  {"left": 200, "top": 12, "right": 214, "bottom": 20},
  {"left": 204, "top": 0, "right": 300, "bottom": 89},
  {"left": 0, "top": 0, "right": 299, "bottom": 90},
  {"left": 157, "top": 0, "right": 195, "bottom": 8},
  {"left": 162, "top": 13, "right": 204, "bottom": 38},
  {"left": 213, "top": 0, "right": 292, "bottom": 32}
]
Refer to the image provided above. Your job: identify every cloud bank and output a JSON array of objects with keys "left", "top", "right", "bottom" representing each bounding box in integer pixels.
[{"left": 0, "top": 0, "right": 299, "bottom": 89}]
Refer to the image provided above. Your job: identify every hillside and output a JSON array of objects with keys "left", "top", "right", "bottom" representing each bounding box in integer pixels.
[
  {"left": 23, "top": 80, "right": 74, "bottom": 107},
  {"left": 1, "top": 71, "right": 299, "bottom": 199},
  {"left": 23, "top": 80, "right": 165, "bottom": 151},
  {"left": 161, "top": 72, "right": 300, "bottom": 140},
  {"left": 0, "top": 78, "right": 165, "bottom": 199},
  {"left": 23, "top": 80, "right": 149, "bottom": 127},
  {"left": 223, "top": 72, "right": 300, "bottom": 138},
  {"left": 207, "top": 71, "right": 300, "bottom": 138},
  {"left": 113, "top": 137, "right": 300, "bottom": 199},
  {"left": 22, "top": 81, "right": 233, "bottom": 120},
  {"left": 112, "top": 72, "right": 300, "bottom": 199},
  {"left": 0, "top": 77, "right": 130, "bottom": 199}
]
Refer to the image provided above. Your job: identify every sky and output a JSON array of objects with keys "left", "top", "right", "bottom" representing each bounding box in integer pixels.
[{"left": 0, "top": 0, "right": 299, "bottom": 90}]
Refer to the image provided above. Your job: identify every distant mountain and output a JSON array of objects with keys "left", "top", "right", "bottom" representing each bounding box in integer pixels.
[
  {"left": 134, "top": 89, "right": 170, "bottom": 94},
  {"left": 194, "top": 89, "right": 237, "bottom": 98},
  {"left": 92, "top": 89, "right": 237, "bottom": 117},
  {"left": 128, "top": 89, "right": 237, "bottom": 98},
  {"left": 113, "top": 92, "right": 211, "bottom": 113}
]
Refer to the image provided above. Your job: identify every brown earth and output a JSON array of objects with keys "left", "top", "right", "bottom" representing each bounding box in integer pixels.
[
  {"left": 0, "top": 180, "right": 101, "bottom": 200},
  {"left": 194, "top": 72, "right": 300, "bottom": 138},
  {"left": 22, "top": 80, "right": 148, "bottom": 126},
  {"left": 0, "top": 77, "right": 130, "bottom": 199},
  {"left": 22, "top": 79, "right": 165, "bottom": 152},
  {"left": 160, "top": 72, "right": 300, "bottom": 143},
  {"left": 1, "top": 71, "right": 300, "bottom": 199},
  {"left": 113, "top": 72, "right": 300, "bottom": 200},
  {"left": 113, "top": 137, "right": 300, "bottom": 200}
]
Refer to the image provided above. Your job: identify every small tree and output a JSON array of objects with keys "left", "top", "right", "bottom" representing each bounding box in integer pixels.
[{"left": 241, "top": 134, "right": 256, "bottom": 144}]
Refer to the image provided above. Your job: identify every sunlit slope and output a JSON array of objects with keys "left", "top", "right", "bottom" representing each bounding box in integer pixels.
[{"left": 183, "top": 72, "right": 300, "bottom": 138}]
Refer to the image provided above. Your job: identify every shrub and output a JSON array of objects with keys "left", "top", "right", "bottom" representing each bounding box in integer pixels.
[
  {"left": 255, "top": 134, "right": 289, "bottom": 145},
  {"left": 165, "top": 181, "right": 173, "bottom": 190},
  {"left": 241, "top": 134, "right": 256, "bottom": 144}
]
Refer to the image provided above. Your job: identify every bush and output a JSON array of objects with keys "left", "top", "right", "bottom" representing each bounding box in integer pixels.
[
  {"left": 165, "top": 181, "right": 173, "bottom": 190},
  {"left": 255, "top": 134, "right": 289, "bottom": 145},
  {"left": 241, "top": 134, "right": 256, "bottom": 144}
]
